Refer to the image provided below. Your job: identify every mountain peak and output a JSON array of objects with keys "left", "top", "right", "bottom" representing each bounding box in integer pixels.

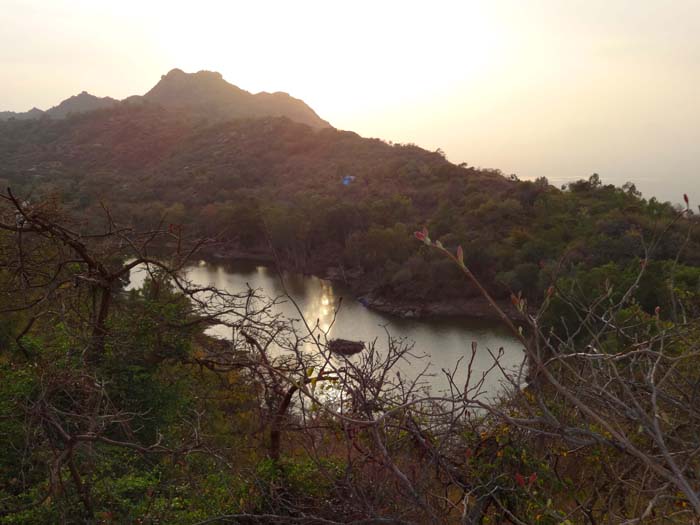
[
  {"left": 143, "top": 68, "right": 330, "bottom": 128},
  {"left": 45, "top": 92, "right": 118, "bottom": 118},
  {"left": 159, "top": 68, "right": 224, "bottom": 85},
  {"left": 162, "top": 68, "right": 185, "bottom": 79}
]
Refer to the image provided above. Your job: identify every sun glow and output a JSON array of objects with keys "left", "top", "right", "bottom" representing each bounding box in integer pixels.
[{"left": 142, "top": 0, "right": 503, "bottom": 129}]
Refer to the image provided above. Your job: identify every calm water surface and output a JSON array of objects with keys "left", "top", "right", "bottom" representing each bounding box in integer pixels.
[{"left": 129, "top": 260, "right": 525, "bottom": 396}]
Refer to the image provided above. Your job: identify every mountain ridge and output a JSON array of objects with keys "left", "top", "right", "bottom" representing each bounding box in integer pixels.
[{"left": 0, "top": 69, "right": 330, "bottom": 128}]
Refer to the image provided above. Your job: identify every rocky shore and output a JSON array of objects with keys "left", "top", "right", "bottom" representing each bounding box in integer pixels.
[
  {"left": 203, "top": 246, "right": 275, "bottom": 263},
  {"left": 356, "top": 291, "right": 523, "bottom": 322},
  {"left": 321, "top": 266, "right": 524, "bottom": 323}
]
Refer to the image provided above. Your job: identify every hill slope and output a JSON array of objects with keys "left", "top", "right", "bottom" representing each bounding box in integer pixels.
[
  {"left": 0, "top": 92, "right": 118, "bottom": 121},
  {"left": 0, "top": 104, "right": 697, "bottom": 318},
  {"left": 0, "top": 107, "right": 45, "bottom": 120}
]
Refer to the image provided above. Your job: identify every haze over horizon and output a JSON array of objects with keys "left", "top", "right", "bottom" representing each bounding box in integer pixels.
[{"left": 2, "top": 0, "right": 699, "bottom": 203}]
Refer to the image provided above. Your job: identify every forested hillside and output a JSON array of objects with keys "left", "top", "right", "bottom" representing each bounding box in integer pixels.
[{"left": 1, "top": 104, "right": 698, "bottom": 318}]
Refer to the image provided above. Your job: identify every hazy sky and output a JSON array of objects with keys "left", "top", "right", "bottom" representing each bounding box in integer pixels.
[{"left": 2, "top": 0, "right": 699, "bottom": 203}]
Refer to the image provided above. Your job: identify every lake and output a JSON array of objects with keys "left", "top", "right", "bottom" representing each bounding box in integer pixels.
[{"left": 128, "top": 259, "right": 526, "bottom": 397}]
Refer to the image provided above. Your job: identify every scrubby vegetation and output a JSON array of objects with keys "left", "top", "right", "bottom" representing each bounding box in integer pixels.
[{"left": 1, "top": 177, "right": 699, "bottom": 523}]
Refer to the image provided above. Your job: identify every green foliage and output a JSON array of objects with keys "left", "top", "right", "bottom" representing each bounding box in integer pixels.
[
  {"left": 1, "top": 107, "right": 698, "bottom": 312},
  {"left": 250, "top": 457, "right": 345, "bottom": 515}
]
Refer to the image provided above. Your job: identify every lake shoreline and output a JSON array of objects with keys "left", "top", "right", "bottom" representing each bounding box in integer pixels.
[
  {"left": 203, "top": 247, "right": 523, "bottom": 324},
  {"left": 354, "top": 290, "right": 523, "bottom": 323}
]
